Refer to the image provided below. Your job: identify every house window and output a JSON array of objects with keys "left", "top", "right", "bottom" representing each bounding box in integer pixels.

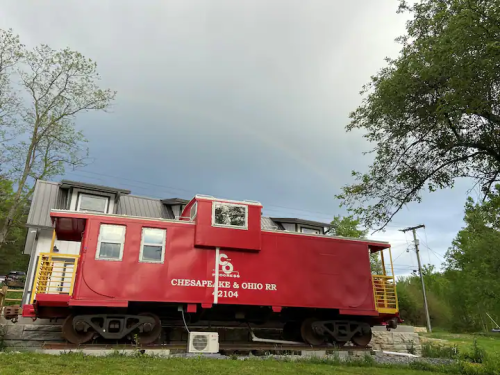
[
  {"left": 96, "top": 224, "right": 126, "bottom": 261},
  {"left": 140, "top": 228, "right": 166, "bottom": 263},
  {"left": 300, "top": 227, "right": 321, "bottom": 235},
  {"left": 212, "top": 202, "right": 248, "bottom": 229},
  {"left": 77, "top": 193, "right": 109, "bottom": 213},
  {"left": 190, "top": 203, "right": 197, "bottom": 221}
]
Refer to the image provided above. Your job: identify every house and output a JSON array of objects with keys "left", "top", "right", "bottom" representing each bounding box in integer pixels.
[{"left": 21, "top": 179, "right": 332, "bottom": 305}]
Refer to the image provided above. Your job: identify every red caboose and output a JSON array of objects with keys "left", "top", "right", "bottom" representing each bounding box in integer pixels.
[{"left": 22, "top": 195, "right": 400, "bottom": 346}]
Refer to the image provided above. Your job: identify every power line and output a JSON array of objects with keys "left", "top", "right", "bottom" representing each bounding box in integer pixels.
[{"left": 63, "top": 169, "right": 416, "bottom": 229}]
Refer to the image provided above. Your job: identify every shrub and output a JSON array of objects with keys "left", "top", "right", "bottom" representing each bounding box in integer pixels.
[
  {"left": 0, "top": 325, "right": 5, "bottom": 352},
  {"left": 422, "top": 342, "right": 459, "bottom": 359}
]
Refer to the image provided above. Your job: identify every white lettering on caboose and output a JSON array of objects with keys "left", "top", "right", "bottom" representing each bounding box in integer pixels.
[{"left": 170, "top": 252, "right": 277, "bottom": 299}]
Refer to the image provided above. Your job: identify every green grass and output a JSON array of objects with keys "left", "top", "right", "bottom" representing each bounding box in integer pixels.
[
  {"left": 0, "top": 282, "right": 23, "bottom": 306},
  {"left": 419, "top": 332, "right": 500, "bottom": 358},
  {"left": 0, "top": 353, "right": 446, "bottom": 375}
]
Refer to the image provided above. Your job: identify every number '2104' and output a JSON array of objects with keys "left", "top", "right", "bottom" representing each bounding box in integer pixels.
[{"left": 212, "top": 290, "right": 239, "bottom": 298}]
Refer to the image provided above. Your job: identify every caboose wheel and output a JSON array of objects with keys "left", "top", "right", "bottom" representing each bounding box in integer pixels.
[
  {"left": 134, "top": 312, "right": 162, "bottom": 345},
  {"left": 351, "top": 325, "right": 372, "bottom": 347},
  {"left": 300, "top": 318, "right": 325, "bottom": 346},
  {"left": 62, "top": 314, "right": 94, "bottom": 345}
]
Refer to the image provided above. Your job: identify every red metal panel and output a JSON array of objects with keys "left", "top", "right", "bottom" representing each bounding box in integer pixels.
[
  {"left": 44, "top": 210, "right": 384, "bottom": 318},
  {"left": 194, "top": 198, "right": 262, "bottom": 251},
  {"left": 69, "top": 299, "right": 129, "bottom": 307},
  {"left": 35, "top": 294, "right": 71, "bottom": 307},
  {"left": 22, "top": 304, "right": 36, "bottom": 317}
]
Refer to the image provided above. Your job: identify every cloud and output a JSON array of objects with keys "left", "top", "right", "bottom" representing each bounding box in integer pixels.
[{"left": 0, "top": 0, "right": 471, "bottom": 274}]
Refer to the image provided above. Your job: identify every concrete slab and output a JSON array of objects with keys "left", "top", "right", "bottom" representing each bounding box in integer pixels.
[
  {"left": 300, "top": 350, "right": 326, "bottom": 358},
  {"left": 372, "top": 325, "right": 415, "bottom": 333},
  {"left": 37, "top": 349, "right": 171, "bottom": 357}
]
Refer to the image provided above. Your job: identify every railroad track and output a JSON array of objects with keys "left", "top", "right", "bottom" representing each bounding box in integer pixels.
[{"left": 42, "top": 341, "right": 373, "bottom": 353}]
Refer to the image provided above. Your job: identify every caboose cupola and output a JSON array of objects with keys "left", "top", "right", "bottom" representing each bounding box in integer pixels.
[{"left": 181, "top": 195, "right": 262, "bottom": 251}]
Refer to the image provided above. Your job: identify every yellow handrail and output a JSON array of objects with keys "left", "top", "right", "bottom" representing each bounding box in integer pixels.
[
  {"left": 30, "top": 253, "right": 79, "bottom": 304},
  {"left": 372, "top": 247, "right": 399, "bottom": 315}
]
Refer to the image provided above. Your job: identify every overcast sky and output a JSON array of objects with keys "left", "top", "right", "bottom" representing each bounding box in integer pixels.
[{"left": 1, "top": 0, "right": 476, "bottom": 276}]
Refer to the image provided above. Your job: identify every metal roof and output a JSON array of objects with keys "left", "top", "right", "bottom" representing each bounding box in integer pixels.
[
  {"left": 60, "top": 180, "right": 131, "bottom": 195},
  {"left": 26, "top": 181, "right": 62, "bottom": 228},
  {"left": 24, "top": 180, "right": 307, "bottom": 233},
  {"left": 270, "top": 217, "right": 331, "bottom": 228},
  {"left": 261, "top": 217, "right": 284, "bottom": 230},
  {"left": 161, "top": 198, "right": 190, "bottom": 205},
  {"left": 116, "top": 195, "right": 174, "bottom": 219}
]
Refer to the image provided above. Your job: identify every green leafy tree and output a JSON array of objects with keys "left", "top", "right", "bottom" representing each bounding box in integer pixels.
[
  {"left": 0, "top": 177, "right": 29, "bottom": 274},
  {"left": 328, "top": 215, "right": 368, "bottom": 238},
  {"left": 327, "top": 215, "right": 383, "bottom": 273},
  {"left": 0, "top": 28, "right": 116, "bottom": 249},
  {"left": 445, "top": 186, "right": 500, "bottom": 331},
  {"left": 336, "top": 0, "right": 500, "bottom": 231}
]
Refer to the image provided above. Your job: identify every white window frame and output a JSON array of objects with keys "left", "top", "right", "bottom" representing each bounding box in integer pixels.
[
  {"left": 190, "top": 202, "right": 197, "bottom": 221},
  {"left": 96, "top": 224, "right": 126, "bottom": 261},
  {"left": 212, "top": 201, "right": 248, "bottom": 230},
  {"left": 299, "top": 226, "right": 321, "bottom": 235},
  {"left": 139, "top": 228, "right": 166, "bottom": 264},
  {"left": 77, "top": 193, "right": 109, "bottom": 213}
]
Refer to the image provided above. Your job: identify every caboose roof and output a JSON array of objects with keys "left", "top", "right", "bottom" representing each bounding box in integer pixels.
[{"left": 49, "top": 209, "right": 390, "bottom": 250}]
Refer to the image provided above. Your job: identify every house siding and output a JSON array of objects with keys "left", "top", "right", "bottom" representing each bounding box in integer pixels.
[
  {"left": 116, "top": 195, "right": 175, "bottom": 219},
  {"left": 26, "top": 181, "right": 61, "bottom": 228}
]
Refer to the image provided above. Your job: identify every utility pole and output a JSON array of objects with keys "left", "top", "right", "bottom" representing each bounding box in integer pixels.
[{"left": 400, "top": 224, "right": 432, "bottom": 333}]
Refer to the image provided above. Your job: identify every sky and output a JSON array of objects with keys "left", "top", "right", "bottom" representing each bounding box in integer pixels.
[{"left": 0, "top": 0, "right": 477, "bottom": 276}]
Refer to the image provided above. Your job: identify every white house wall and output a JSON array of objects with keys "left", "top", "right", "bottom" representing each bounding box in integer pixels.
[
  {"left": 22, "top": 228, "right": 81, "bottom": 305},
  {"left": 281, "top": 223, "right": 296, "bottom": 232}
]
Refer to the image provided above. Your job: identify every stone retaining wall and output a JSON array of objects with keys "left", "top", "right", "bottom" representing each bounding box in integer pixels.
[
  {"left": 1, "top": 318, "right": 421, "bottom": 355},
  {"left": 370, "top": 331, "right": 421, "bottom": 356}
]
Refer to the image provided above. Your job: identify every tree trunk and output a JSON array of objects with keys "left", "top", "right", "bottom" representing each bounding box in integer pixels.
[
  {"left": 0, "top": 207, "right": 15, "bottom": 250},
  {"left": 0, "top": 179, "right": 27, "bottom": 251}
]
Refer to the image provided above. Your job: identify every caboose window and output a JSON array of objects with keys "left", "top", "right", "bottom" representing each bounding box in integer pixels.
[
  {"left": 96, "top": 224, "right": 126, "bottom": 261},
  {"left": 190, "top": 202, "right": 197, "bottom": 221},
  {"left": 140, "top": 228, "right": 166, "bottom": 263},
  {"left": 212, "top": 202, "right": 248, "bottom": 229}
]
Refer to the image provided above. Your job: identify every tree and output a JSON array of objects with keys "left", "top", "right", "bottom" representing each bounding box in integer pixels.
[
  {"left": 0, "top": 28, "right": 116, "bottom": 249},
  {"left": 444, "top": 186, "right": 500, "bottom": 331},
  {"left": 0, "top": 176, "right": 29, "bottom": 274},
  {"left": 327, "top": 215, "right": 383, "bottom": 273},
  {"left": 336, "top": 0, "right": 500, "bottom": 231},
  {"left": 328, "top": 214, "right": 368, "bottom": 238}
]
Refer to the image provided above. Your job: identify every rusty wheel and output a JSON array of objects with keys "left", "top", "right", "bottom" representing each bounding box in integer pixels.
[
  {"left": 62, "top": 315, "right": 94, "bottom": 345},
  {"left": 300, "top": 318, "right": 325, "bottom": 346},
  {"left": 351, "top": 325, "right": 372, "bottom": 347},
  {"left": 134, "top": 312, "right": 162, "bottom": 345}
]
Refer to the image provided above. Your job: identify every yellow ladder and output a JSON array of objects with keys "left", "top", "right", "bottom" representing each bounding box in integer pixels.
[{"left": 372, "top": 247, "right": 399, "bottom": 315}]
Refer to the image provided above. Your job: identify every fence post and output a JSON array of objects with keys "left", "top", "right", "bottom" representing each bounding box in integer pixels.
[{"left": 0, "top": 285, "right": 7, "bottom": 313}]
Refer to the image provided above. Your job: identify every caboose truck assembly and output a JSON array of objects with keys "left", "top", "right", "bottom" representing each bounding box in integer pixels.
[{"left": 20, "top": 195, "right": 401, "bottom": 347}]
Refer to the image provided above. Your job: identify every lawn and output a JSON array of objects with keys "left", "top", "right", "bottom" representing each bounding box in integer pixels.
[
  {"left": 419, "top": 331, "right": 500, "bottom": 357},
  {"left": 0, "top": 283, "right": 24, "bottom": 306},
  {"left": 0, "top": 353, "right": 445, "bottom": 375}
]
